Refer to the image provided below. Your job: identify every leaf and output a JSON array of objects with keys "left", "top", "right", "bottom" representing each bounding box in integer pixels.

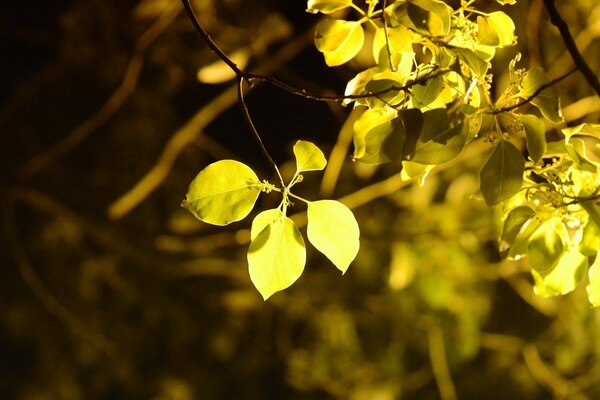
[
  {"left": 353, "top": 107, "right": 400, "bottom": 164},
  {"left": 587, "top": 252, "right": 600, "bottom": 307},
  {"left": 307, "top": 0, "right": 353, "bottom": 14},
  {"left": 479, "top": 140, "right": 524, "bottom": 206},
  {"left": 248, "top": 210, "right": 306, "bottom": 300},
  {"left": 182, "top": 160, "right": 262, "bottom": 226},
  {"left": 307, "top": 200, "right": 360, "bottom": 273},
  {"left": 527, "top": 217, "right": 566, "bottom": 273},
  {"left": 477, "top": 16, "right": 500, "bottom": 47},
  {"left": 580, "top": 220, "right": 600, "bottom": 256},
  {"left": 293, "top": 140, "right": 327, "bottom": 173},
  {"left": 520, "top": 114, "right": 546, "bottom": 162},
  {"left": 533, "top": 247, "right": 587, "bottom": 297},
  {"left": 499, "top": 205, "right": 535, "bottom": 252},
  {"left": 485, "top": 12, "right": 516, "bottom": 47},
  {"left": 315, "top": 20, "right": 364, "bottom": 66},
  {"left": 447, "top": 47, "right": 490, "bottom": 77},
  {"left": 520, "top": 68, "right": 563, "bottom": 123},
  {"left": 410, "top": 76, "right": 445, "bottom": 109},
  {"left": 400, "top": 0, "right": 451, "bottom": 36},
  {"left": 410, "top": 109, "right": 468, "bottom": 165}
]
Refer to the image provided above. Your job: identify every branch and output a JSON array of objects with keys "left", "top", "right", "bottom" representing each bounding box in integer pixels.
[
  {"left": 18, "top": 3, "right": 182, "bottom": 179},
  {"left": 180, "top": 0, "right": 446, "bottom": 103},
  {"left": 493, "top": 67, "right": 576, "bottom": 114},
  {"left": 542, "top": 0, "right": 600, "bottom": 97}
]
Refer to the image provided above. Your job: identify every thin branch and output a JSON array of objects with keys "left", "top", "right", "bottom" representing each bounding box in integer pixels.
[
  {"left": 180, "top": 0, "right": 445, "bottom": 103},
  {"left": 3, "top": 190, "right": 117, "bottom": 357},
  {"left": 18, "top": 3, "right": 182, "bottom": 179},
  {"left": 523, "top": 344, "right": 590, "bottom": 400},
  {"left": 542, "top": 0, "right": 600, "bottom": 97},
  {"left": 238, "top": 78, "right": 284, "bottom": 186},
  {"left": 493, "top": 67, "right": 576, "bottom": 114},
  {"left": 428, "top": 327, "right": 458, "bottom": 400},
  {"left": 107, "top": 26, "right": 315, "bottom": 220}
]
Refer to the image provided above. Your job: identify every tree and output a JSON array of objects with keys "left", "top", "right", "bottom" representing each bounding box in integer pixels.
[{"left": 3, "top": 0, "right": 600, "bottom": 398}]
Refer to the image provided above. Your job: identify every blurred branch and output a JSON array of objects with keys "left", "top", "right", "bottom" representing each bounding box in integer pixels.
[
  {"left": 504, "top": 274, "right": 558, "bottom": 317},
  {"left": 18, "top": 2, "right": 182, "bottom": 179},
  {"left": 427, "top": 327, "right": 457, "bottom": 400},
  {"left": 320, "top": 107, "right": 361, "bottom": 197},
  {"left": 3, "top": 189, "right": 117, "bottom": 357},
  {"left": 527, "top": 0, "right": 544, "bottom": 68},
  {"left": 542, "top": 0, "right": 600, "bottom": 97},
  {"left": 107, "top": 27, "right": 315, "bottom": 220},
  {"left": 523, "top": 344, "right": 590, "bottom": 400}
]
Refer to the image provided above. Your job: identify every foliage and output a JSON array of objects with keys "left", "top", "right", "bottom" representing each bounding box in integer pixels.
[{"left": 5, "top": 0, "right": 600, "bottom": 398}]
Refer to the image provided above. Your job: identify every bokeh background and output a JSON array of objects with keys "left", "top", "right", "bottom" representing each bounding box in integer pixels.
[{"left": 2, "top": 0, "right": 600, "bottom": 398}]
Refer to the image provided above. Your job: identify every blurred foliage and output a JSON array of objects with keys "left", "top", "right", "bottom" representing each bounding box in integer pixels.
[{"left": 2, "top": 0, "right": 600, "bottom": 399}]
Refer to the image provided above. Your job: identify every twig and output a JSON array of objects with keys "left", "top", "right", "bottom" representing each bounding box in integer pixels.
[
  {"left": 3, "top": 190, "right": 117, "bottom": 357},
  {"left": 18, "top": 2, "right": 182, "bottom": 179},
  {"left": 523, "top": 344, "right": 590, "bottom": 400},
  {"left": 428, "top": 327, "right": 458, "bottom": 400},
  {"left": 493, "top": 67, "right": 576, "bottom": 114},
  {"left": 542, "top": 0, "right": 600, "bottom": 97},
  {"left": 238, "top": 78, "right": 284, "bottom": 186},
  {"left": 107, "top": 27, "right": 316, "bottom": 220}
]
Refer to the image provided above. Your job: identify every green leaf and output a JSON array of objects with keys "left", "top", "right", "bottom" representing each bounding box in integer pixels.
[
  {"left": 580, "top": 219, "right": 600, "bottom": 256},
  {"left": 400, "top": 0, "right": 452, "bottom": 36},
  {"left": 533, "top": 247, "right": 587, "bottom": 297},
  {"left": 477, "top": 16, "right": 500, "bottom": 47},
  {"left": 485, "top": 12, "right": 516, "bottom": 47},
  {"left": 499, "top": 205, "right": 535, "bottom": 252},
  {"left": 447, "top": 47, "right": 490, "bottom": 77},
  {"left": 520, "top": 114, "right": 546, "bottom": 162},
  {"left": 527, "top": 217, "right": 566, "bottom": 273},
  {"left": 479, "top": 140, "right": 524, "bottom": 206},
  {"left": 410, "top": 76, "right": 445, "bottom": 109},
  {"left": 293, "top": 140, "right": 327, "bottom": 173},
  {"left": 248, "top": 210, "right": 306, "bottom": 300},
  {"left": 353, "top": 107, "right": 401, "bottom": 164},
  {"left": 307, "top": 200, "right": 360, "bottom": 273},
  {"left": 307, "top": 0, "right": 353, "bottom": 14},
  {"left": 520, "top": 68, "right": 563, "bottom": 123},
  {"left": 315, "top": 19, "right": 364, "bottom": 66},
  {"left": 508, "top": 217, "right": 541, "bottom": 260},
  {"left": 182, "top": 160, "right": 262, "bottom": 226},
  {"left": 410, "top": 109, "right": 468, "bottom": 165},
  {"left": 587, "top": 252, "right": 600, "bottom": 307}
]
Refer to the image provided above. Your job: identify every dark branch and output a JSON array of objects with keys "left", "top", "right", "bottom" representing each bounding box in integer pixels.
[
  {"left": 493, "top": 67, "right": 576, "bottom": 114},
  {"left": 542, "top": 0, "right": 600, "bottom": 97},
  {"left": 181, "top": 0, "right": 445, "bottom": 103},
  {"left": 237, "top": 78, "right": 284, "bottom": 186}
]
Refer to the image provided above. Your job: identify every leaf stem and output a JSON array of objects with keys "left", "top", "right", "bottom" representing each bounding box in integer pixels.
[
  {"left": 237, "top": 78, "right": 285, "bottom": 186},
  {"left": 287, "top": 191, "right": 311, "bottom": 205}
]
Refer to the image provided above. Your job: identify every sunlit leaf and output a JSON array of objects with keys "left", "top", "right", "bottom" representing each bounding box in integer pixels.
[
  {"left": 496, "top": 0, "right": 516, "bottom": 4},
  {"left": 508, "top": 217, "right": 541, "bottom": 260},
  {"left": 479, "top": 140, "right": 524, "bottom": 206},
  {"left": 520, "top": 67, "right": 563, "bottom": 123},
  {"left": 485, "top": 12, "right": 516, "bottom": 47},
  {"left": 248, "top": 210, "right": 306, "bottom": 300},
  {"left": 307, "top": 200, "right": 360, "bottom": 273},
  {"left": 353, "top": 107, "right": 400, "bottom": 164},
  {"left": 410, "top": 109, "right": 468, "bottom": 165},
  {"left": 500, "top": 205, "right": 535, "bottom": 252},
  {"left": 293, "top": 140, "right": 327, "bottom": 173},
  {"left": 344, "top": 67, "right": 378, "bottom": 106},
  {"left": 182, "top": 160, "right": 262, "bottom": 226},
  {"left": 398, "top": 0, "right": 451, "bottom": 36},
  {"left": 520, "top": 114, "right": 546, "bottom": 162},
  {"left": 587, "top": 252, "right": 600, "bottom": 307},
  {"left": 527, "top": 217, "right": 566, "bottom": 273},
  {"left": 477, "top": 16, "right": 499, "bottom": 47},
  {"left": 447, "top": 47, "right": 490, "bottom": 77},
  {"left": 306, "top": 0, "right": 353, "bottom": 14},
  {"left": 410, "top": 76, "right": 445, "bottom": 109},
  {"left": 315, "top": 19, "right": 364, "bottom": 66},
  {"left": 533, "top": 247, "right": 587, "bottom": 297},
  {"left": 580, "top": 220, "right": 600, "bottom": 256}
]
